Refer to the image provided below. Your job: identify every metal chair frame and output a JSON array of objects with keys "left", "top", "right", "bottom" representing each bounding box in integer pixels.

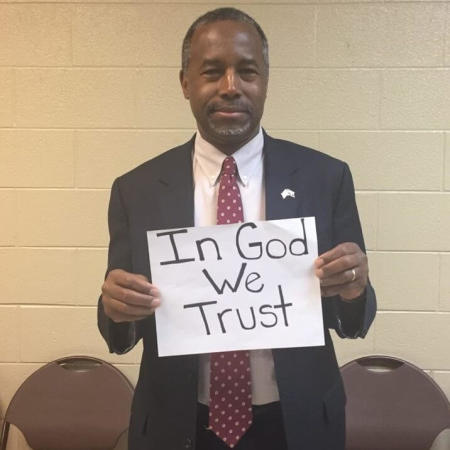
[{"left": 0, "top": 356, "right": 133, "bottom": 450}]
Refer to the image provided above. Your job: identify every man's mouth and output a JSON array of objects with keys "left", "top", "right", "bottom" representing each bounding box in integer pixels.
[
  {"left": 213, "top": 110, "right": 247, "bottom": 117},
  {"left": 210, "top": 103, "right": 249, "bottom": 113},
  {"left": 210, "top": 105, "right": 249, "bottom": 119}
]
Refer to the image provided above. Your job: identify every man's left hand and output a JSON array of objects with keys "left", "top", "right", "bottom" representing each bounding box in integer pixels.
[{"left": 315, "top": 242, "right": 368, "bottom": 301}]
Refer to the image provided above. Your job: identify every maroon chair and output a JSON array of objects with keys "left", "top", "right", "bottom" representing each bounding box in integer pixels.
[
  {"left": 341, "top": 355, "right": 450, "bottom": 450},
  {"left": 0, "top": 356, "right": 133, "bottom": 450}
]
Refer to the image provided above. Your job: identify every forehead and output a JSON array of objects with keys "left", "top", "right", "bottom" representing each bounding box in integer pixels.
[{"left": 189, "top": 20, "right": 264, "bottom": 64}]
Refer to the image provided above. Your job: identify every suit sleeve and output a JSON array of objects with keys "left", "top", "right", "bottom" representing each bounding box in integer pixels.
[
  {"left": 97, "top": 177, "right": 142, "bottom": 354},
  {"left": 330, "top": 163, "right": 376, "bottom": 339}
]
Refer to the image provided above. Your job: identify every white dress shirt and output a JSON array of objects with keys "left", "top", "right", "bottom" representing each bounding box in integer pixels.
[{"left": 194, "top": 128, "right": 280, "bottom": 405}]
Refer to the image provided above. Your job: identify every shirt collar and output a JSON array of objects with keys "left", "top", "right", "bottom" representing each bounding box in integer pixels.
[{"left": 194, "top": 128, "right": 264, "bottom": 188}]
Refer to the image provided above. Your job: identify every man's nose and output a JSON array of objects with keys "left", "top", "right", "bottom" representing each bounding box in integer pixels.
[{"left": 219, "top": 69, "right": 241, "bottom": 98}]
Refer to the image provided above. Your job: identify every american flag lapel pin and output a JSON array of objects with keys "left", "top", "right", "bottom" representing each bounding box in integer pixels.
[{"left": 281, "top": 188, "right": 295, "bottom": 199}]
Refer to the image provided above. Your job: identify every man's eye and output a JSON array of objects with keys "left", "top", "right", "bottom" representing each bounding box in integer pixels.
[
  {"left": 203, "top": 69, "right": 221, "bottom": 76},
  {"left": 240, "top": 68, "right": 258, "bottom": 77}
]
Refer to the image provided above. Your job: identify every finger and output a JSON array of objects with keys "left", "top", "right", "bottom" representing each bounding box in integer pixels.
[
  {"left": 320, "top": 283, "right": 363, "bottom": 299},
  {"left": 109, "top": 295, "right": 159, "bottom": 316},
  {"left": 103, "top": 296, "right": 160, "bottom": 321},
  {"left": 316, "top": 253, "right": 360, "bottom": 278},
  {"left": 321, "top": 286, "right": 342, "bottom": 298},
  {"left": 315, "top": 242, "right": 359, "bottom": 268},
  {"left": 109, "top": 269, "right": 155, "bottom": 295},
  {"left": 135, "top": 274, "right": 159, "bottom": 294},
  {"left": 102, "top": 282, "right": 156, "bottom": 308},
  {"left": 319, "top": 268, "right": 357, "bottom": 287},
  {"left": 107, "top": 309, "right": 149, "bottom": 323},
  {"left": 321, "top": 285, "right": 347, "bottom": 298},
  {"left": 135, "top": 274, "right": 148, "bottom": 280}
]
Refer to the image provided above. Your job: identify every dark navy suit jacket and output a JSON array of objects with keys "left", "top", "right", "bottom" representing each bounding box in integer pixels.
[{"left": 98, "top": 133, "right": 376, "bottom": 450}]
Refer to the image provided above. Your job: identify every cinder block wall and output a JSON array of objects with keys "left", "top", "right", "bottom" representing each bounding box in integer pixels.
[{"left": 1, "top": 1, "right": 449, "bottom": 448}]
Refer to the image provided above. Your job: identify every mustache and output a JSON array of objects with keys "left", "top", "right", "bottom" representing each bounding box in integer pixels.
[{"left": 207, "top": 102, "right": 252, "bottom": 114}]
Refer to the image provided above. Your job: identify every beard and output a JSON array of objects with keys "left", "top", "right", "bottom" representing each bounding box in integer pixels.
[
  {"left": 210, "top": 123, "right": 251, "bottom": 136},
  {"left": 205, "top": 100, "right": 254, "bottom": 137},
  {"left": 206, "top": 115, "right": 252, "bottom": 137}
]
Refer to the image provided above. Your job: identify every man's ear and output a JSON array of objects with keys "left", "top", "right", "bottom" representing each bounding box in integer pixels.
[{"left": 179, "top": 70, "right": 189, "bottom": 99}]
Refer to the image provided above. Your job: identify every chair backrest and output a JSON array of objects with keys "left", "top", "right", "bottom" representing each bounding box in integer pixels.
[
  {"left": 1, "top": 356, "right": 134, "bottom": 450},
  {"left": 341, "top": 355, "right": 450, "bottom": 450}
]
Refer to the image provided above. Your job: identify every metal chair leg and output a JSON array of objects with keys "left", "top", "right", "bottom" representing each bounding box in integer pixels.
[{"left": 0, "top": 420, "right": 10, "bottom": 450}]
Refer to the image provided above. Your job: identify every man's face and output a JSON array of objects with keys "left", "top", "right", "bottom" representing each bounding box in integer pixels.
[{"left": 180, "top": 20, "right": 268, "bottom": 154}]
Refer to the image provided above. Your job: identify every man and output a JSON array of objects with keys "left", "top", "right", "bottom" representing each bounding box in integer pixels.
[{"left": 98, "top": 7, "right": 376, "bottom": 450}]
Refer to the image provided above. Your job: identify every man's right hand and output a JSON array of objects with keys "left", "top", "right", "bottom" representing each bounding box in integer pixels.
[{"left": 101, "top": 269, "right": 160, "bottom": 323}]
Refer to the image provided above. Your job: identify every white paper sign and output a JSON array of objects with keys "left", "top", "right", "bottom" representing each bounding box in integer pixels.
[{"left": 147, "top": 217, "right": 324, "bottom": 357}]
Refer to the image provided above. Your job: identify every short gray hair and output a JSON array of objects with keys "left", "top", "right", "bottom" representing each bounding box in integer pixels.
[{"left": 181, "top": 7, "right": 269, "bottom": 72}]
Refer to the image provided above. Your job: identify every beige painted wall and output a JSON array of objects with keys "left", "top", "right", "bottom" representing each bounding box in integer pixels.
[{"left": 1, "top": 1, "right": 449, "bottom": 448}]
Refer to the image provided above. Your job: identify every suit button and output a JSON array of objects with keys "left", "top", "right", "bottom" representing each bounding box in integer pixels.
[{"left": 184, "top": 437, "right": 193, "bottom": 449}]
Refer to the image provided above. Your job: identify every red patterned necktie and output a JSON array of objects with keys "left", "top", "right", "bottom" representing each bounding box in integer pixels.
[{"left": 209, "top": 156, "right": 253, "bottom": 448}]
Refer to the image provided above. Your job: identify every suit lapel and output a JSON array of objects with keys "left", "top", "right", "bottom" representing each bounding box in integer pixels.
[
  {"left": 264, "top": 133, "right": 305, "bottom": 221},
  {"left": 151, "top": 132, "right": 306, "bottom": 229},
  {"left": 155, "top": 138, "right": 195, "bottom": 229},
  {"left": 151, "top": 138, "right": 198, "bottom": 372}
]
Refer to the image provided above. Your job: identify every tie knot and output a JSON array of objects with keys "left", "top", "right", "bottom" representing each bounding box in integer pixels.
[{"left": 221, "top": 156, "right": 237, "bottom": 177}]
